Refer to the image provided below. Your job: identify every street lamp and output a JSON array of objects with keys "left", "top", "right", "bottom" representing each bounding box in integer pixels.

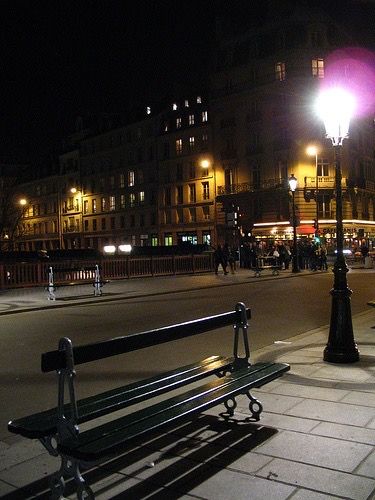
[
  {"left": 200, "top": 158, "right": 217, "bottom": 246},
  {"left": 288, "top": 174, "right": 300, "bottom": 273},
  {"left": 315, "top": 87, "right": 359, "bottom": 363},
  {"left": 306, "top": 145, "right": 319, "bottom": 233}
]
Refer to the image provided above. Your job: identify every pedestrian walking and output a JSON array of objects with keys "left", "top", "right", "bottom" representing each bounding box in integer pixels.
[{"left": 214, "top": 244, "right": 228, "bottom": 275}]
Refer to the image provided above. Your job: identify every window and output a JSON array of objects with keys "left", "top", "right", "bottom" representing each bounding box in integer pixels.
[
  {"left": 120, "top": 173, "right": 125, "bottom": 188},
  {"left": 189, "top": 114, "right": 195, "bottom": 126},
  {"left": 275, "top": 62, "right": 286, "bottom": 81},
  {"left": 176, "top": 163, "right": 183, "bottom": 181},
  {"left": 139, "top": 191, "right": 145, "bottom": 204},
  {"left": 189, "top": 184, "right": 196, "bottom": 203},
  {"left": 120, "top": 194, "right": 125, "bottom": 209},
  {"left": 128, "top": 170, "right": 135, "bottom": 186},
  {"left": 83, "top": 200, "right": 88, "bottom": 214},
  {"left": 101, "top": 218, "right": 106, "bottom": 230},
  {"left": 189, "top": 162, "right": 196, "bottom": 179},
  {"left": 164, "top": 142, "right": 170, "bottom": 159},
  {"left": 177, "top": 185, "right": 184, "bottom": 204},
  {"left": 92, "top": 199, "right": 97, "bottom": 213},
  {"left": 312, "top": 58, "right": 324, "bottom": 78},
  {"left": 164, "top": 187, "right": 171, "bottom": 206},
  {"left": 202, "top": 181, "right": 210, "bottom": 200},
  {"left": 201, "top": 133, "right": 208, "bottom": 149},
  {"left": 165, "top": 210, "right": 171, "bottom": 224},
  {"left": 101, "top": 197, "right": 106, "bottom": 211},
  {"left": 109, "top": 176, "right": 115, "bottom": 188},
  {"left": 189, "top": 136, "right": 195, "bottom": 151},
  {"left": 140, "top": 214, "right": 145, "bottom": 227},
  {"left": 151, "top": 235, "right": 158, "bottom": 246},
  {"left": 177, "top": 208, "right": 184, "bottom": 223},
  {"left": 203, "top": 206, "right": 210, "bottom": 220},
  {"left": 164, "top": 233, "right": 173, "bottom": 245},
  {"left": 317, "top": 158, "right": 329, "bottom": 176},
  {"left": 120, "top": 216, "right": 125, "bottom": 228},
  {"left": 93, "top": 219, "right": 97, "bottom": 231},
  {"left": 197, "top": 96, "right": 202, "bottom": 104},
  {"left": 110, "top": 217, "right": 115, "bottom": 229},
  {"left": 202, "top": 111, "right": 208, "bottom": 122},
  {"left": 84, "top": 220, "right": 89, "bottom": 231},
  {"left": 176, "top": 139, "right": 183, "bottom": 155},
  {"left": 109, "top": 196, "right": 116, "bottom": 211},
  {"left": 176, "top": 117, "right": 182, "bottom": 129},
  {"left": 130, "top": 193, "right": 136, "bottom": 207},
  {"left": 184, "top": 99, "right": 189, "bottom": 107},
  {"left": 172, "top": 103, "right": 177, "bottom": 110},
  {"left": 189, "top": 207, "right": 196, "bottom": 222}
]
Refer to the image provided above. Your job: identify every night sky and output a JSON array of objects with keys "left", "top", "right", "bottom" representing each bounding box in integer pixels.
[{"left": 0, "top": 0, "right": 373, "bottom": 163}]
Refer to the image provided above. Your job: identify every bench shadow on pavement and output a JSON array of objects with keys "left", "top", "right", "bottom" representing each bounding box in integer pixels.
[{"left": 1, "top": 414, "right": 278, "bottom": 499}]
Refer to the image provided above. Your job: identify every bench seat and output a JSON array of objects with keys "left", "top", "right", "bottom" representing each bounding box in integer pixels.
[
  {"left": 58, "top": 361, "right": 289, "bottom": 462},
  {"left": 8, "top": 355, "right": 232, "bottom": 439}
]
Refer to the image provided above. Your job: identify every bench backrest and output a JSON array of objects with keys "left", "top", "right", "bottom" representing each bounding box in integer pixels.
[{"left": 41, "top": 307, "right": 251, "bottom": 372}]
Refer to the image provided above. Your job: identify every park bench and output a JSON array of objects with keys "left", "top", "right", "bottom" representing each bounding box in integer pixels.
[
  {"left": 46, "top": 264, "right": 107, "bottom": 300},
  {"left": 8, "top": 302, "right": 290, "bottom": 499}
]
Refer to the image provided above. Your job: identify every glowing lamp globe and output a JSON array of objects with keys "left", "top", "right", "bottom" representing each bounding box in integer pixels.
[{"left": 315, "top": 88, "right": 356, "bottom": 146}]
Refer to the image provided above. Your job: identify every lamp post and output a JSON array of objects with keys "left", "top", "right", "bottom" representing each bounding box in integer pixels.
[
  {"left": 201, "top": 158, "right": 217, "bottom": 246},
  {"left": 315, "top": 87, "right": 359, "bottom": 363},
  {"left": 288, "top": 174, "right": 300, "bottom": 273},
  {"left": 306, "top": 145, "right": 319, "bottom": 233}
]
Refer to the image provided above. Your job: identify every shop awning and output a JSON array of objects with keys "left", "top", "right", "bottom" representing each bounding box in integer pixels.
[{"left": 297, "top": 226, "right": 315, "bottom": 235}]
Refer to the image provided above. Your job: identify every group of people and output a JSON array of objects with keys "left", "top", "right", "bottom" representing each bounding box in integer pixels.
[{"left": 213, "top": 243, "right": 238, "bottom": 275}]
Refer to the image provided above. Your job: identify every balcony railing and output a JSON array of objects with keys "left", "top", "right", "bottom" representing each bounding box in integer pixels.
[
  {"left": 217, "top": 178, "right": 288, "bottom": 196},
  {"left": 304, "top": 176, "right": 347, "bottom": 189}
]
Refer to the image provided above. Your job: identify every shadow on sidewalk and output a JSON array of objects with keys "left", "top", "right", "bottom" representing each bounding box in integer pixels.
[{"left": 0, "top": 415, "right": 278, "bottom": 499}]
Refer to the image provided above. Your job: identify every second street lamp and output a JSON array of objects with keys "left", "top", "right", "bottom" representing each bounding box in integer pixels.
[
  {"left": 288, "top": 174, "right": 300, "bottom": 273},
  {"left": 315, "top": 87, "right": 359, "bottom": 363}
]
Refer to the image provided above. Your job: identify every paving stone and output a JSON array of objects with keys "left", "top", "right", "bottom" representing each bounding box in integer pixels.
[
  {"left": 240, "top": 392, "right": 301, "bottom": 414},
  {"left": 0, "top": 439, "right": 47, "bottom": 472},
  {"left": 187, "top": 466, "right": 296, "bottom": 500},
  {"left": 0, "top": 479, "right": 17, "bottom": 496},
  {"left": 257, "top": 412, "right": 319, "bottom": 433},
  {"left": 312, "top": 421, "right": 375, "bottom": 445},
  {"left": 313, "top": 365, "right": 372, "bottom": 383},
  {"left": 254, "top": 430, "right": 373, "bottom": 472},
  {"left": 290, "top": 490, "right": 342, "bottom": 500},
  {"left": 257, "top": 458, "right": 375, "bottom": 499},
  {"left": 267, "top": 382, "right": 349, "bottom": 402},
  {"left": 355, "top": 449, "right": 375, "bottom": 478},
  {"left": 0, "top": 452, "right": 58, "bottom": 487},
  {"left": 341, "top": 390, "right": 375, "bottom": 407},
  {"left": 285, "top": 398, "right": 375, "bottom": 427}
]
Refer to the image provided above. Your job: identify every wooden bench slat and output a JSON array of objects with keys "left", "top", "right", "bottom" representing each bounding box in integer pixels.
[
  {"left": 58, "top": 362, "right": 289, "bottom": 462},
  {"left": 8, "top": 355, "right": 232, "bottom": 439},
  {"left": 41, "top": 308, "right": 251, "bottom": 372}
]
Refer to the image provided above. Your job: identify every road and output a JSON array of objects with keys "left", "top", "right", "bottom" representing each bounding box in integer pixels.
[{"left": 2, "top": 270, "right": 374, "bottom": 439}]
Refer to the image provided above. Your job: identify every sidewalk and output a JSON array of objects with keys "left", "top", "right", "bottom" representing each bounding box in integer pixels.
[{"left": 1, "top": 272, "right": 375, "bottom": 499}]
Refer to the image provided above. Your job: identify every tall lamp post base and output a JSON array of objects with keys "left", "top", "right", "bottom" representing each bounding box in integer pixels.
[{"left": 323, "top": 260, "right": 359, "bottom": 363}]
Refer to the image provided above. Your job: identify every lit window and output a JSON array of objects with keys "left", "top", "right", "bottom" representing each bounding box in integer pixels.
[
  {"left": 189, "top": 114, "right": 195, "bottom": 125},
  {"left": 164, "top": 233, "right": 173, "bottom": 246},
  {"left": 146, "top": 106, "right": 151, "bottom": 115},
  {"left": 176, "top": 117, "right": 182, "bottom": 129},
  {"left": 197, "top": 96, "right": 202, "bottom": 103},
  {"left": 176, "top": 139, "right": 183, "bottom": 155},
  {"left": 164, "top": 121, "right": 169, "bottom": 132},
  {"left": 109, "top": 196, "right": 116, "bottom": 211},
  {"left": 312, "top": 58, "right": 324, "bottom": 78},
  {"left": 202, "top": 111, "right": 208, "bottom": 122},
  {"left": 185, "top": 99, "right": 189, "bottom": 107},
  {"left": 189, "top": 136, "right": 195, "bottom": 150},
  {"left": 120, "top": 194, "right": 125, "bottom": 209},
  {"left": 83, "top": 200, "right": 88, "bottom": 214},
  {"left": 139, "top": 191, "right": 145, "bottom": 204},
  {"left": 120, "top": 173, "right": 125, "bottom": 188},
  {"left": 92, "top": 199, "right": 97, "bottom": 213},
  {"left": 189, "top": 184, "right": 196, "bottom": 203},
  {"left": 130, "top": 193, "right": 136, "bottom": 207},
  {"left": 172, "top": 103, "right": 177, "bottom": 110},
  {"left": 128, "top": 170, "right": 135, "bottom": 186},
  {"left": 202, "top": 181, "right": 210, "bottom": 200},
  {"left": 203, "top": 206, "right": 210, "bottom": 220},
  {"left": 275, "top": 62, "right": 286, "bottom": 81},
  {"left": 101, "top": 197, "right": 106, "bottom": 211}
]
